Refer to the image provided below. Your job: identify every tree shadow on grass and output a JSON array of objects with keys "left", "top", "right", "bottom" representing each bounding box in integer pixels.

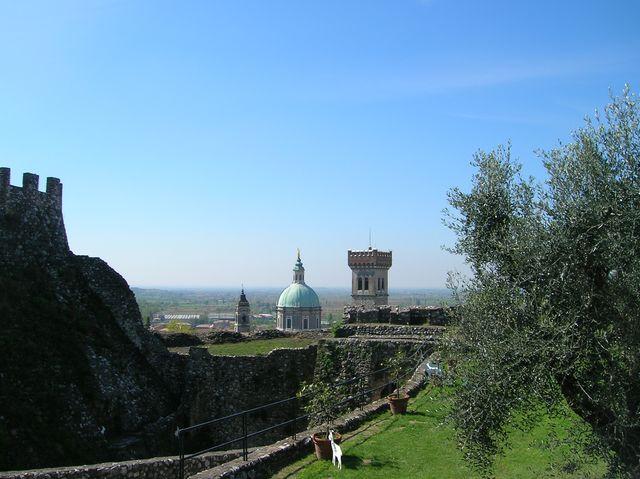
[
  {"left": 403, "top": 410, "right": 427, "bottom": 417},
  {"left": 341, "top": 454, "right": 399, "bottom": 471},
  {"left": 343, "top": 416, "right": 397, "bottom": 448}
]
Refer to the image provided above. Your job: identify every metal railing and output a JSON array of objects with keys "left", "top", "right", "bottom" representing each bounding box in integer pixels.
[{"left": 174, "top": 344, "right": 432, "bottom": 479}]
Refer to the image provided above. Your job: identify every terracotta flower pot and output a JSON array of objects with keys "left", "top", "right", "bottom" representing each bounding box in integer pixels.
[
  {"left": 387, "top": 394, "right": 410, "bottom": 415},
  {"left": 312, "top": 432, "right": 341, "bottom": 460}
]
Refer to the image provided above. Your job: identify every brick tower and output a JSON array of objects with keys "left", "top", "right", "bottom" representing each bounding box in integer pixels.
[{"left": 348, "top": 247, "right": 392, "bottom": 306}]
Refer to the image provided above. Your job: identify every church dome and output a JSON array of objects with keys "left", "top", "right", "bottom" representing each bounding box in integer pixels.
[
  {"left": 277, "top": 282, "right": 321, "bottom": 308},
  {"left": 278, "top": 251, "right": 321, "bottom": 309}
]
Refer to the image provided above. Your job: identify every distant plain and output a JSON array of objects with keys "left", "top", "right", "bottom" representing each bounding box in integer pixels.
[{"left": 134, "top": 287, "right": 452, "bottom": 326}]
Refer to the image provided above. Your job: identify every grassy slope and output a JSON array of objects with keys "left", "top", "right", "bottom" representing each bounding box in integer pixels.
[
  {"left": 203, "top": 337, "right": 317, "bottom": 356},
  {"left": 272, "top": 387, "right": 606, "bottom": 479}
]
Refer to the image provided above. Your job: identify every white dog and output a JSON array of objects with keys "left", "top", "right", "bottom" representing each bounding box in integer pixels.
[{"left": 328, "top": 429, "right": 342, "bottom": 469}]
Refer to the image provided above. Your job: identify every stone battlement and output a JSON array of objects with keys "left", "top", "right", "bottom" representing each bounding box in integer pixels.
[
  {"left": 347, "top": 248, "right": 392, "bottom": 268},
  {"left": 0, "top": 167, "right": 63, "bottom": 209},
  {"left": 343, "top": 305, "right": 451, "bottom": 326},
  {"left": 0, "top": 167, "right": 68, "bottom": 265}
]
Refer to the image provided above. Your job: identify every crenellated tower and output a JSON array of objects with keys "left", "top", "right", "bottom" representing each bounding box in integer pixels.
[
  {"left": 0, "top": 167, "right": 69, "bottom": 265},
  {"left": 348, "top": 247, "right": 392, "bottom": 306}
]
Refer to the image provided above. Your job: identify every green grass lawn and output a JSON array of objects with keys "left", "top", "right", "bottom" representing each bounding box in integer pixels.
[
  {"left": 202, "top": 337, "right": 317, "bottom": 356},
  {"left": 272, "top": 387, "right": 606, "bottom": 479}
]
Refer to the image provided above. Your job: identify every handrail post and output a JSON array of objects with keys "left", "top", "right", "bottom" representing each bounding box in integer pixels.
[
  {"left": 242, "top": 412, "right": 248, "bottom": 461},
  {"left": 291, "top": 398, "right": 297, "bottom": 440},
  {"left": 178, "top": 431, "right": 184, "bottom": 479}
]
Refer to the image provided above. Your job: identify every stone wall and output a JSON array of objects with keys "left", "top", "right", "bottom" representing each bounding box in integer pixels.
[
  {"left": 75, "top": 255, "right": 185, "bottom": 396},
  {"left": 175, "top": 336, "right": 433, "bottom": 453},
  {"left": 0, "top": 450, "right": 242, "bottom": 479},
  {"left": 189, "top": 357, "right": 433, "bottom": 479},
  {"left": 334, "top": 323, "right": 445, "bottom": 341},
  {"left": 3, "top": 350, "right": 435, "bottom": 479},
  {"left": 0, "top": 169, "right": 68, "bottom": 267},
  {"left": 178, "top": 345, "right": 318, "bottom": 453},
  {"left": 155, "top": 332, "right": 204, "bottom": 347},
  {"left": 1, "top": 335, "right": 435, "bottom": 477},
  {"left": 157, "top": 329, "right": 327, "bottom": 349},
  {"left": 0, "top": 168, "right": 182, "bottom": 470},
  {"left": 313, "top": 338, "right": 433, "bottom": 404},
  {"left": 343, "top": 305, "right": 451, "bottom": 325}
]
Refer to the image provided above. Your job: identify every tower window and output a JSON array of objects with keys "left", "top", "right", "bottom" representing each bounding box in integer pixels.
[
  {"left": 364, "top": 277, "right": 369, "bottom": 291},
  {"left": 286, "top": 316, "right": 292, "bottom": 329},
  {"left": 357, "top": 277, "right": 362, "bottom": 291},
  {"left": 303, "top": 316, "right": 309, "bottom": 329},
  {"left": 381, "top": 278, "right": 385, "bottom": 290}
]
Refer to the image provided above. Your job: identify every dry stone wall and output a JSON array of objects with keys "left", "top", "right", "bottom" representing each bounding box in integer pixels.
[
  {"left": 313, "top": 338, "right": 433, "bottom": 404},
  {"left": 178, "top": 345, "right": 318, "bottom": 453},
  {"left": 334, "top": 323, "right": 445, "bottom": 341},
  {"left": 343, "top": 305, "right": 451, "bottom": 325}
]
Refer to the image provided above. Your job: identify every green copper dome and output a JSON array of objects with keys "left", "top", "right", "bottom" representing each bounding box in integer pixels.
[{"left": 277, "top": 283, "right": 321, "bottom": 308}]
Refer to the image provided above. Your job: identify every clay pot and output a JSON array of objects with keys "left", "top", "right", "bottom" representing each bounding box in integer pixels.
[
  {"left": 312, "top": 432, "right": 342, "bottom": 460},
  {"left": 387, "top": 394, "right": 410, "bottom": 415}
]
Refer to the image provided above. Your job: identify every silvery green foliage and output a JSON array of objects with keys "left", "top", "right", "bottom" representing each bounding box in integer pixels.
[
  {"left": 443, "top": 87, "right": 640, "bottom": 477},
  {"left": 384, "top": 350, "right": 412, "bottom": 398}
]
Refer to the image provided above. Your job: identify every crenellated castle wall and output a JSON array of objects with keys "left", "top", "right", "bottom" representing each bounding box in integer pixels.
[
  {"left": 0, "top": 168, "right": 183, "bottom": 470},
  {"left": 0, "top": 167, "right": 68, "bottom": 265},
  {"left": 0, "top": 167, "right": 445, "bottom": 474},
  {"left": 343, "top": 305, "right": 452, "bottom": 325}
]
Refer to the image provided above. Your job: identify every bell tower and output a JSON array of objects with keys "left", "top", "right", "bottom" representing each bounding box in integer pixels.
[
  {"left": 234, "top": 288, "right": 251, "bottom": 333},
  {"left": 348, "top": 247, "right": 392, "bottom": 306}
]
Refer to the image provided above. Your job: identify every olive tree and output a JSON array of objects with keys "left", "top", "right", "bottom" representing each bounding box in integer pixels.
[{"left": 443, "top": 88, "right": 640, "bottom": 476}]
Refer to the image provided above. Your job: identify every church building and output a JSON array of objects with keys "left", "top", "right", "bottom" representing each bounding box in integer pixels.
[{"left": 276, "top": 252, "right": 322, "bottom": 330}]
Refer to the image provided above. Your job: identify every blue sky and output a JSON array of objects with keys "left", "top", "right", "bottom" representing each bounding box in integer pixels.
[{"left": 2, "top": 0, "right": 639, "bottom": 288}]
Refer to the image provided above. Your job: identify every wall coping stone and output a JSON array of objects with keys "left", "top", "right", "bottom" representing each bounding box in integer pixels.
[{"left": 0, "top": 450, "right": 243, "bottom": 479}]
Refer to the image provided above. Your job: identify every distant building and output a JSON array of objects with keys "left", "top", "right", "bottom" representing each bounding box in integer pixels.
[
  {"left": 235, "top": 288, "right": 251, "bottom": 333},
  {"left": 162, "top": 314, "right": 200, "bottom": 321},
  {"left": 276, "top": 251, "right": 321, "bottom": 330},
  {"left": 348, "top": 247, "right": 392, "bottom": 306},
  {"left": 195, "top": 324, "right": 214, "bottom": 330}
]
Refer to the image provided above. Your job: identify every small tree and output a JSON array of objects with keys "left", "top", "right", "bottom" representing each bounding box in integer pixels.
[
  {"left": 330, "top": 319, "right": 344, "bottom": 337},
  {"left": 165, "top": 320, "right": 193, "bottom": 333},
  {"left": 385, "top": 350, "right": 411, "bottom": 398},
  {"left": 298, "top": 380, "right": 341, "bottom": 438}
]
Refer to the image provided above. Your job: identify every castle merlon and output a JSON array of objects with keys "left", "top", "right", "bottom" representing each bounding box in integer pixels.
[
  {"left": 347, "top": 249, "right": 392, "bottom": 268},
  {"left": 23, "top": 172, "right": 39, "bottom": 191},
  {"left": 0, "top": 167, "right": 9, "bottom": 197},
  {"left": 0, "top": 167, "right": 63, "bottom": 207}
]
